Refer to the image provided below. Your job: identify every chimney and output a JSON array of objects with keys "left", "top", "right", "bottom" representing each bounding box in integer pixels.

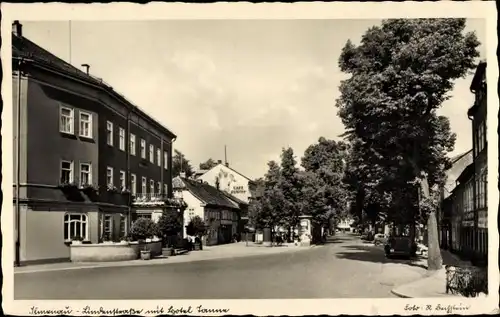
[
  {"left": 217, "top": 160, "right": 222, "bottom": 164},
  {"left": 81, "top": 64, "right": 90, "bottom": 75},
  {"left": 12, "top": 21, "right": 22, "bottom": 37},
  {"left": 225, "top": 162, "right": 229, "bottom": 167},
  {"left": 179, "top": 172, "right": 186, "bottom": 178}
]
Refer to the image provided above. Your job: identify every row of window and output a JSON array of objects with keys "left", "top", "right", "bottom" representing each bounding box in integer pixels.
[
  {"left": 106, "top": 167, "right": 168, "bottom": 195},
  {"left": 474, "top": 120, "right": 486, "bottom": 157},
  {"left": 475, "top": 172, "right": 487, "bottom": 210},
  {"left": 450, "top": 174, "right": 488, "bottom": 220},
  {"left": 60, "top": 106, "right": 93, "bottom": 138},
  {"left": 63, "top": 213, "right": 127, "bottom": 241},
  {"left": 59, "top": 105, "right": 169, "bottom": 170},
  {"left": 61, "top": 160, "right": 91, "bottom": 185},
  {"left": 60, "top": 160, "right": 168, "bottom": 195},
  {"left": 106, "top": 120, "right": 168, "bottom": 169},
  {"left": 205, "top": 209, "right": 238, "bottom": 222}
]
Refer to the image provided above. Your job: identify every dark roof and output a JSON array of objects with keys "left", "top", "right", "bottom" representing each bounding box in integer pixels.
[
  {"left": 455, "top": 163, "right": 474, "bottom": 186},
  {"left": 470, "top": 61, "right": 487, "bottom": 93},
  {"left": 450, "top": 149, "right": 473, "bottom": 164},
  {"left": 467, "top": 61, "right": 487, "bottom": 118},
  {"left": 221, "top": 191, "right": 248, "bottom": 206},
  {"left": 174, "top": 177, "right": 239, "bottom": 209},
  {"left": 444, "top": 150, "right": 473, "bottom": 198},
  {"left": 12, "top": 32, "right": 176, "bottom": 139}
]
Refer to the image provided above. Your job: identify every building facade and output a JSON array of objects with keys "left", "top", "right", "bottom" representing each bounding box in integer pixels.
[
  {"left": 12, "top": 21, "right": 178, "bottom": 265},
  {"left": 467, "top": 61, "right": 488, "bottom": 261},
  {"left": 195, "top": 163, "right": 257, "bottom": 204},
  {"left": 441, "top": 61, "right": 487, "bottom": 265},
  {"left": 172, "top": 177, "right": 241, "bottom": 246},
  {"left": 438, "top": 150, "right": 473, "bottom": 250}
]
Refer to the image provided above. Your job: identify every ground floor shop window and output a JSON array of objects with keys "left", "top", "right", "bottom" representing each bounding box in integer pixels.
[{"left": 64, "top": 213, "right": 88, "bottom": 241}]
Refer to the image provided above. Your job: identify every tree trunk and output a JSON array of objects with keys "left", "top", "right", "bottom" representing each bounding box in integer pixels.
[{"left": 420, "top": 174, "right": 443, "bottom": 271}]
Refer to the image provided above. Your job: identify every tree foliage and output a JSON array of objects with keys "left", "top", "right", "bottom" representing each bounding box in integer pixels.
[
  {"left": 336, "top": 18, "right": 480, "bottom": 270},
  {"left": 301, "top": 137, "right": 349, "bottom": 226},
  {"left": 157, "top": 211, "right": 183, "bottom": 237},
  {"left": 130, "top": 218, "right": 159, "bottom": 240},
  {"left": 278, "top": 148, "right": 303, "bottom": 230},
  {"left": 186, "top": 215, "right": 206, "bottom": 237},
  {"left": 199, "top": 158, "right": 219, "bottom": 170},
  {"left": 172, "top": 149, "right": 194, "bottom": 178},
  {"left": 254, "top": 161, "right": 285, "bottom": 230}
]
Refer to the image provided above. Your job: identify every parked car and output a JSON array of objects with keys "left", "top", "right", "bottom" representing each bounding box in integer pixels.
[
  {"left": 362, "top": 231, "right": 375, "bottom": 241},
  {"left": 384, "top": 236, "right": 418, "bottom": 258},
  {"left": 374, "top": 233, "right": 388, "bottom": 246}
]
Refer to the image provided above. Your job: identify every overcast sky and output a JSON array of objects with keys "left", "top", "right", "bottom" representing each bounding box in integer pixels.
[{"left": 21, "top": 19, "right": 486, "bottom": 179}]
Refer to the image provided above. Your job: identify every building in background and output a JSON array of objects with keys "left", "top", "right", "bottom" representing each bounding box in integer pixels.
[
  {"left": 467, "top": 60, "right": 488, "bottom": 263},
  {"left": 442, "top": 61, "right": 487, "bottom": 265},
  {"left": 195, "top": 162, "right": 260, "bottom": 231},
  {"left": 172, "top": 176, "right": 242, "bottom": 245},
  {"left": 12, "top": 21, "right": 178, "bottom": 265},
  {"left": 438, "top": 150, "right": 473, "bottom": 250}
]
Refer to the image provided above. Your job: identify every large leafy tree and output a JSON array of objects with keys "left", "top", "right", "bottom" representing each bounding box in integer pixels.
[
  {"left": 301, "top": 137, "right": 349, "bottom": 226},
  {"left": 278, "top": 148, "right": 303, "bottom": 234},
  {"left": 172, "top": 149, "right": 194, "bottom": 178},
  {"left": 336, "top": 18, "right": 480, "bottom": 270},
  {"left": 254, "top": 161, "right": 284, "bottom": 231},
  {"left": 299, "top": 171, "right": 330, "bottom": 227}
]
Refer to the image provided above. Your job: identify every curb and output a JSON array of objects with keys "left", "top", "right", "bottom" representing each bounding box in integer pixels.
[
  {"left": 391, "top": 288, "right": 412, "bottom": 298},
  {"left": 15, "top": 244, "right": 314, "bottom": 275}
]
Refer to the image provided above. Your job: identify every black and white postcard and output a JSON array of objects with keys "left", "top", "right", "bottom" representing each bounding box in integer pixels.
[{"left": 1, "top": 1, "right": 498, "bottom": 316}]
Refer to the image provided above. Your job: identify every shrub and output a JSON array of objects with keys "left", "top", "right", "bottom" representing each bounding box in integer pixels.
[
  {"left": 186, "top": 216, "right": 207, "bottom": 237},
  {"left": 158, "top": 211, "right": 183, "bottom": 237},
  {"left": 446, "top": 266, "right": 488, "bottom": 297},
  {"left": 157, "top": 211, "right": 183, "bottom": 247},
  {"left": 130, "top": 218, "right": 158, "bottom": 240}
]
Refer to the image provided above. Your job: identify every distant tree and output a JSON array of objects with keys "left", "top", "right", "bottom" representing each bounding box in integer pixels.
[
  {"left": 278, "top": 148, "right": 302, "bottom": 236},
  {"left": 172, "top": 149, "right": 194, "bottom": 178},
  {"left": 186, "top": 216, "right": 206, "bottom": 237},
  {"left": 157, "top": 211, "right": 183, "bottom": 247},
  {"left": 299, "top": 171, "right": 330, "bottom": 227},
  {"left": 254, "top": 161, "right": 284, "bottom": 231},
  {"left": 301, "top": 137, "right": 349, "bottom": 225},
  {"left": 199, "top": 158, "right": 219, "bottom": 170},
  {"left": 336, "top": 18, "right": 480, "bottom": 270}
]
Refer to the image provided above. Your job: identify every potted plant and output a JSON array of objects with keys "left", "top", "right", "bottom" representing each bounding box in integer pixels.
[
  {"left": 186, "top": 216, "right": 206, "bottom": 251},
  {"left": 140, "top": 245, "right": 152, "bottom": 260},
  {"left": 71, "top": 235, "right": 84, "bottom": 245},
  {"left": 157, "top": 210, "right": 183, "bottom": 256},
  {"left": 130, "top": 218, "right": 157, "bottom": 259}
]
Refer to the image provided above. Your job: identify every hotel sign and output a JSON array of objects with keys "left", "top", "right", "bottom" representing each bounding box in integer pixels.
[{"left": 231, "top": 185, "right": 246, "bottom": 195}]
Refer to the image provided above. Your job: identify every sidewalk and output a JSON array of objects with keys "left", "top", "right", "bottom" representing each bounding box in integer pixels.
[
  {"left": 391, "top": 249, "right": 478, "bottom": 298},
  {"left": 15, "top": 242, "right": 317, "bottom": 274}
]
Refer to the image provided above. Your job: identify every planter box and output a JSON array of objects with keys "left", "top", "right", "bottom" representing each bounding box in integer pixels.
[
  {"left": 129, "top": 240, "right": 162, "bottom": 258},
  {"left": 70, "top": 243, "right": 136, "bottom": 262},
  {"left": 162, "top": 248, "right": 174, "bottom": 257},
  {"left": 140, "top": 250, "right": 151, "bottom": 260}
]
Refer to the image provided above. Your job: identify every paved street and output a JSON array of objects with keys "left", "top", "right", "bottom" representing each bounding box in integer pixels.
[{"left": 15, "top": 234, "right": 427, "bottom": 299}]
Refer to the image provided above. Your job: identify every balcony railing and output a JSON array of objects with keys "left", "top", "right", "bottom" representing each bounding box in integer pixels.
[{"left": 132, "top": 193, "right": 186, "bottom": 207}]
